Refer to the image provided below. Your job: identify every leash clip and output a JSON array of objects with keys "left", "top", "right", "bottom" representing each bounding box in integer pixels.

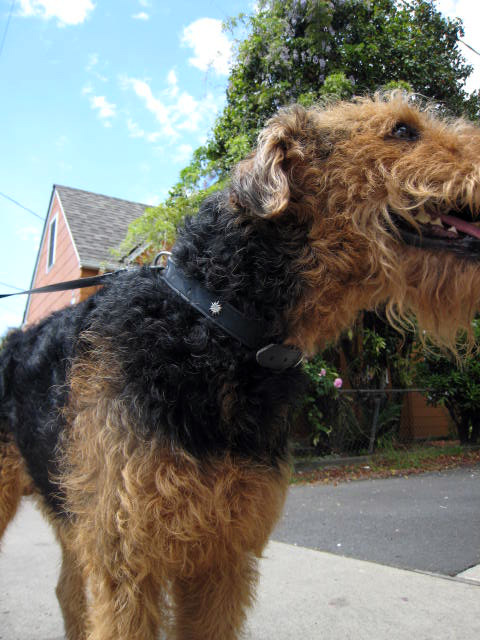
[{"left": 153, "top": 251, "right": 172, "bottom": 269}]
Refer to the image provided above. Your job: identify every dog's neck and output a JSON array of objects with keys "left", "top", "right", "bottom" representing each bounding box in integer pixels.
[
  {"left": 171, "top": 192, "right": 310, "bottom": 347},
  {"left": 161, "top": 258, "right": 304, "bottom": 370}
]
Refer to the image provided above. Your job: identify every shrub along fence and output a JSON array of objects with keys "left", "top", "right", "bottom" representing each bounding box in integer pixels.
[
  {"left": 295, "top": 375, "right": 480, "bottom": 457},
  {"left": 296, "top": 315, "right": 480, "bottom": 457}
]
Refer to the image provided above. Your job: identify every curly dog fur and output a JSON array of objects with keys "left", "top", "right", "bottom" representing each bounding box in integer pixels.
[{"left": 2, "top": 92, "right": 480, "bottom": 639}]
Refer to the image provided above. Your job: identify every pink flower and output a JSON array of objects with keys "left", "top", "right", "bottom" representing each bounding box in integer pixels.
[
  {"left": 319, "top": 368, "right": 327, "bottom": 377},
  {"left": 333, "top": 377, "right": 343, "bottom": 388}
]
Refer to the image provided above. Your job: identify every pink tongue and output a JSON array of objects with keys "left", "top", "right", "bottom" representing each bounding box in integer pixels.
[{"left": 440, "top": 214, "right": 480, "bottom": 240}]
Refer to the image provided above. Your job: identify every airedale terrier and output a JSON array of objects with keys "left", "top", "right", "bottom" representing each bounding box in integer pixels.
[{"left": 1, "top": 92, "right": 480, "bottom": 639}]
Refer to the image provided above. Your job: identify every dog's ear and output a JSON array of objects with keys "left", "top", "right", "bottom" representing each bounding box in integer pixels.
[{"left": 230, "top": 106, "right": 308, "bottom": 218}]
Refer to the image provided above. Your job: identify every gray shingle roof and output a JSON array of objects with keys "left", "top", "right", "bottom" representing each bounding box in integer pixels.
[{"left": 55, "top": 185, "right": 149, "bottom": 269}]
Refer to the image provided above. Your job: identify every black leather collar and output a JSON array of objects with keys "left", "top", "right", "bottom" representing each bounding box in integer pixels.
[{"left": 160, "top": 260, "right": 303, "bottom": 371}]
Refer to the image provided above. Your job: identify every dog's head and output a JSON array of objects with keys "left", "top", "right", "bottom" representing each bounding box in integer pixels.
[{"left": 230, "top": 93, "right": 480, "bottom": 353}]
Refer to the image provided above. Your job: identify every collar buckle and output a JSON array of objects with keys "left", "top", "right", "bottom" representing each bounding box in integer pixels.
[{"left": 256, "top": 344, "right": 304, "bottom": 371}]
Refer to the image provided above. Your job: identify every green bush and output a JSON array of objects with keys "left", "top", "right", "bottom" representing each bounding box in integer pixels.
[
  {"left": 299, "top": 312, "right": 410, "bottom": 455},
  {"left": 414, "top": 322, "right": 480, "bottom": 444},
  {"left": 301, "top": 356, "right": 344, "bottom": 450}
]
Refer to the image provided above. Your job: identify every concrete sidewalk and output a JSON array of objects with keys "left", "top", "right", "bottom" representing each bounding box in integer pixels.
[
  {"left": 245, "top": 542, "right": 480, "bottom": 639},
  {"left": 1, "top": 500, "right": 479, "bottom": 639}
]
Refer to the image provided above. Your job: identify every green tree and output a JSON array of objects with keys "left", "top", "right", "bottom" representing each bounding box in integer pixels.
[
  {"left": 120, "top": 0, "right": 480, "bottom": 256},
  {"left": 414, "top": 323, "right": 480, "bottom": 444},
  {"left": 211, "top": 0, "right": 477, "bottom": 173}
]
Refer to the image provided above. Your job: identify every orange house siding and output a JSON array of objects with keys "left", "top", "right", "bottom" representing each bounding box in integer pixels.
[
  {"left": 78, "top": 267, "right": 103, "bottom": 302},
  {"left": 400, "top": 392, "right": 453, "bottom": 440},
  {"left": 24, "top": 194, "right": 82, "bottom": 326}
]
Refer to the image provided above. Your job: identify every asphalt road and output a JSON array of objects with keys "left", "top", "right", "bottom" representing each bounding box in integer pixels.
[{"left": 273, "top": 465, "right": 480, "bottom": 575}]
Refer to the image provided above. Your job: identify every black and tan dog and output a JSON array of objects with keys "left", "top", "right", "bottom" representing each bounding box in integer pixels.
[{"left": 2, "top": 93, "right": 480, "bottom": 639}]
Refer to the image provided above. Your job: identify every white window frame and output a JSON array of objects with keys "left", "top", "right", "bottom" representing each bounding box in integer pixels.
[{"left": 46, "top": 214, "right": 58, "bottom": 272}]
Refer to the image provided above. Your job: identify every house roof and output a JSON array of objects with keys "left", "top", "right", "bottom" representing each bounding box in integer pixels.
[{"left": 54, "top": 184, "right": 149, "bottom": 269}]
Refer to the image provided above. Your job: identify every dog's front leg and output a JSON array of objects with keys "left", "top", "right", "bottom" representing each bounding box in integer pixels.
[
  {"left": 85, "top": 566, "right": 164, "bottom": 640},
  {"left": 56, "top": 534, "right": 88, "bottom": 640},
  {"left": 173, "top": 552, "right": 259, "bottom": 640}
]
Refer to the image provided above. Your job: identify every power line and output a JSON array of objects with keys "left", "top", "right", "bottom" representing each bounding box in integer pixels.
[
  {"left": 397, "top": 0, "right": 480, "bottom": 58},
  {"left": 0, "top": 0, "right": 16, "bottom": 60},
  {"left": 0, "top": 280, "right": 24, "bottom": 291},
  {"left": 0, "top": 190, "right": 43, "bottom": 221},
  {"left": 459, "top": 39, "right": 480, "bottom": 59}
]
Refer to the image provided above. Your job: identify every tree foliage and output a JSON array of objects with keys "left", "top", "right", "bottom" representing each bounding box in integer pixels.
[
  {"left": 120, "top": 0, "right": 479, "bottom": 256},
  {"left": 212, "top": 0, "right": 478, "bottom": 171},
  {"left": 414, "top": 323, "right": 480, "bottom": 444}
]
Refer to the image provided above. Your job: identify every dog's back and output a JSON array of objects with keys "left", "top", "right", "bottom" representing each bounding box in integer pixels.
[
  {"left": 0, "top": 325, "right": 51, "bottom": 535},
  {"left": 0, "top": 337, "right": 12, "bottom": 428},
  {"left": 0, "top": 297, "right": 98, "bottom": 511}
]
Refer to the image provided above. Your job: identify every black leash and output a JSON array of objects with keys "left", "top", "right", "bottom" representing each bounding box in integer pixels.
[
  {"left": 0, "top": 271, "right": 123, "bottom": 299},
  {"left": 1, "top": 257, "right": 303, "bottom": 371}
]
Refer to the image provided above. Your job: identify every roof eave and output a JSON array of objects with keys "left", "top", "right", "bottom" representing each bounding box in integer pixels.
[{"left": 80, "top": 261, "right": 124, "bottom": 272}]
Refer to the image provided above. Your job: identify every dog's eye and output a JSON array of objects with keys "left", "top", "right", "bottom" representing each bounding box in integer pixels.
[{"left": 391, "top": 122, "right": 419, "bottom": 141}]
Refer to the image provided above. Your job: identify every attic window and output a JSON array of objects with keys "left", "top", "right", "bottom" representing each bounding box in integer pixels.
[{"left": 47, "top": 216, "right": 57, "bottom": 270}]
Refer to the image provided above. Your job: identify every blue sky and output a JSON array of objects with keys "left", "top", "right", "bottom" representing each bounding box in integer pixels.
[{"left": 0, "top": 0, "right": 478, "bottom": 337}]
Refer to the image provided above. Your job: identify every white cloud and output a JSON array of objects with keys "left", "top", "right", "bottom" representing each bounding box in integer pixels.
[
  {"left": 55, "top": 134, "right": 68, "bottom": 148},
  {"left": 86, "top": 53, "right": 99, "bottom": 71},
  {"left": 0, "top": 309, "right": 23, "bottom": 337},
  {"left": 166, "top": 69, "right": 179, "bottom": 97},
  {"left": 138, "top": 0, "right": 150, "bottom": 6},
  {"left": 132, "top": 12, "right": 149, "bottom": 20},
  {"left": 125, "top": 121, "right": 159, "bottom": 143},
  {"left": 85, "top": 52, "right": 108, "bottom": 83},
  {"left": 121, "top": 74, "right": 222, "bottom": 141},
  {"left": 143, "top": 193, "right": 164, "bottom": 206},
  {"left": 121, "top": 77, "right": 176, "bottom": 137},
  {"left": 146, "top": 131, "right": 161, "bottom": 143},
  {"left": 18, "top": 0, "right": 95, "bottom": 26},
  {"left": 127, "top": 118, "right": 145, "bottom": 138},
  {"left": 175, "top": 93, "right": 199, "bottom": 127},
  {"left": 436, "top": 0, "right": 480, "bottom": 94},
  {"left": 125, "top": 116, "right": 162, "bottom": 144},
  {"left": 181, "top": 18, "right": 232, "bottom": 76},
  {"left": 90, "top": 95, "right": 116, "bottom": 124},
  {"left": 174, "top": 143, "right": 193, "bottom": 164},
  {"left": 16, "top": 225, "right": 41, "bottom": 249}
]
